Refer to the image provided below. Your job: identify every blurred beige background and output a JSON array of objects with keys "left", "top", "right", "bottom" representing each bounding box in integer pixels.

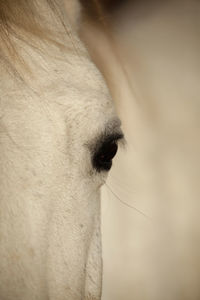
[{"left": 81, "top": 1, "right": 200, "bottom": 299}]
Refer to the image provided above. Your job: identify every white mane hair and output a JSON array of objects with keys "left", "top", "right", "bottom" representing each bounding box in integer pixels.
[{"left": 0, "top": 0, "right": 82, "bottom": 74}]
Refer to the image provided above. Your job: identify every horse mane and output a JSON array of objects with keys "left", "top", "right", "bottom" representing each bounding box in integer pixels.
[
  {"left": 0, "top": 0, "right": 62, "bottom": 38},
  {"left": 0, "top": 0, "right": 69, "bottom": 75}
]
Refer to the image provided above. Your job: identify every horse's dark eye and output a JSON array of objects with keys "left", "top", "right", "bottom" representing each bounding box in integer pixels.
[{"left": 93, "top": 140, "right": 118, "bottom": 172}]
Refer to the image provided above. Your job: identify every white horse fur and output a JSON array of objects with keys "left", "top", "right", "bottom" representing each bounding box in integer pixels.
[{"left": 0, "top": 1, "right": 122, "bottom": 299}]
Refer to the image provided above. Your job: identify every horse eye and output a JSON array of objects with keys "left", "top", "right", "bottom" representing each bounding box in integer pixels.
[{"left": 93, "top": 140, "right": 119, "bottom": 172}]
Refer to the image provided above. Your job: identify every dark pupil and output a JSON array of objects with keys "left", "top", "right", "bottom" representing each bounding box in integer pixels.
[{"left": 93, "top": 141, "right": 118, "bottom": 172}]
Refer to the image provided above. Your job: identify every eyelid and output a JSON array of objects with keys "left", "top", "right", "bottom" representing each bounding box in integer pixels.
[
  {"left": 101, "top": 132, "right": 124, "bottom": 145},
  {"left": 85, "top": 118, "right": 125, "bottom": 155},
  {"left": 94, "top": 131, "right": 125, "bottom": 154}
]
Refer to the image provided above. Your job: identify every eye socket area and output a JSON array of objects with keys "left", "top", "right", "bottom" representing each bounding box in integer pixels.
[{"left": 92, "top": 133, "right": 124, "bottom": 172}]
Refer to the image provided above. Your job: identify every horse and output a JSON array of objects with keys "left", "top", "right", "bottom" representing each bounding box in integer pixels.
[{"left": 0, "top": 1, "right": 123, "bottom": 299}]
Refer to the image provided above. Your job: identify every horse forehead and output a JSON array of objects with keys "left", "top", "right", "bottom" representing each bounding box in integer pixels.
[
  {"left": 30, "top": 52, "right": 112, "bottom": 116},
  {"left": 2, "top": 38, "right": 111, "bottom": 106},
  {"left": 1, "top": 42, "right": 115, "bottom": 141}
]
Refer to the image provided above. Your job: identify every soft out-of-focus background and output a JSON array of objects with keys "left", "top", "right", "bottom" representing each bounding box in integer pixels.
[{"left": 81, "top": 1, "right": 200, "bottom": 299}]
